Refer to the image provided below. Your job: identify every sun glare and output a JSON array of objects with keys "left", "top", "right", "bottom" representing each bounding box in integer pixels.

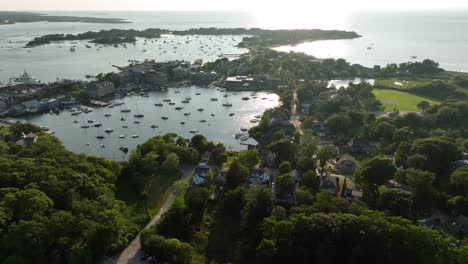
[{"left": 251, "top": 6, "right": 349, "bottom": 30}]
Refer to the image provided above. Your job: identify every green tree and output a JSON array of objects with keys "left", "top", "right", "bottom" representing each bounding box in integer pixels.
[
  {"left": 392, "top": 127, "right": 414, "bottom": 143},
  {"left": 379, "top": 187, "right": 413, "bottom": 218},
  {"left": 243, "top": 188, "right": 274, "bottom": 229},
  {"left": 278, "top": 161, "right": 292, "bottom": 174},
  {"left": 295, "top": 187, "right": 314, "bottom": 205},
  {"left": 450, "top": 167, "right": 468, "bottom": 194},
  {"left": 225, "top": 160, "right": 249, "bottom": 190},
  {"left": 405, "top": 168, "right": 437, "bottom": 212},
  {"left": 417, "top": 100, "right": 431, "bottom": 112},
  {"left": 277, "top": 174, "right": 295, "bottom": 194},
  {"left": 300, "top": 170, "right": 318, "bottom": 193},
  {"left": 325, "top": 113, "right": 352, "bottom": 136},
  {"left": 268, "top": 139, "right": 298, "bottom": 163},
  {"left": 271, "top": 205, "right": 287, "bottom": 220},
  {"left": 317, "top": 145, "right": 335, "bottom": 175},
  {"left": 162, "top": 153, "right": 180, "bottom": 172},
  {"left": 190, "top": 134, "right": 208, "bottom": 153},
  {"left": 238, "top": 149, "right": 260, "bottom": 168},
  {"left": 256, "top": 239, "right": 277, "bottom": 263},
  {"left": 354, "top": 156, "right": 396, "bottom": 195}
]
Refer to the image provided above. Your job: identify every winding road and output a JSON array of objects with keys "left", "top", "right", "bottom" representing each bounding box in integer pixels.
[{"left": 104, "top": 164, "right": 194, "bottom": 264}]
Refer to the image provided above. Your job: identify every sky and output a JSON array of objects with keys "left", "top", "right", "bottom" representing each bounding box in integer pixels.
[{"left": 2, "top": 0, "right": 468, "bottom": 12}]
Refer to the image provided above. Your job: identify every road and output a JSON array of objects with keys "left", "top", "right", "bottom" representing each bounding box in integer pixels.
[
  {"left": 290, "top": 81, "right": 303, "bottom": 135},
  {"left": 104, "top": 164, "right": 194, "bottom": 264}
]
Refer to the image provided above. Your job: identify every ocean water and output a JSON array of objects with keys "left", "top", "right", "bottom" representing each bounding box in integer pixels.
[
  {"left": 274, "top": 11, "right": 468, "bottom": 72},
  {"left": 1, "top": 10, "right": 468, "bottom": 83}
]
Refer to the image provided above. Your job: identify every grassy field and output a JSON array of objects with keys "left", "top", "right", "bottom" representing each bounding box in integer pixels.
[
  {"left": 374, "top": 78, "right": 433, "bottom": 90},
  {"left": 374, "top": 71, "right": 468, "bottom": 95},
  {"left": 373, "top": 89, "right": 439, "bottom": 112},
  {"left": 116, "top": 170, "right": 182, "bottom": 228}
]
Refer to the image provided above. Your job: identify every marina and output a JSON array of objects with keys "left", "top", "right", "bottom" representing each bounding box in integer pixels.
[{"left": 18, "top": 86, "right": 279, "bottom": 160}]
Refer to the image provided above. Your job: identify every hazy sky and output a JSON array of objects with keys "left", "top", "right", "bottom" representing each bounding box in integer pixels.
[{"left": 2, "top": 0, "right": 468, "bottom": 12}]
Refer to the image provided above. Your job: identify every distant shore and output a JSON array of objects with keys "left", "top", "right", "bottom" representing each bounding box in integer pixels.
[
  {"left": 0, "top": 11, "right": 130, "bottom": 25},
  {"left": 24, "top": 27, "right": 361, "bottom": 48}
]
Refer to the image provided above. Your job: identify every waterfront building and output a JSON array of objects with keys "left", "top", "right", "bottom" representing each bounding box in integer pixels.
[
  {"left": 84, "top": 81, "right": 115, "bottom": 98},
  {"left": 225, "top": 76, "right": 254, "bottom": 88}
]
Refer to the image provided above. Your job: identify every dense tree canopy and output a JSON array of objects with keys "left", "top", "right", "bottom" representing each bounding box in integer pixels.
[{"left": 0, "top": 126, "right": 138, "bottom": 263}]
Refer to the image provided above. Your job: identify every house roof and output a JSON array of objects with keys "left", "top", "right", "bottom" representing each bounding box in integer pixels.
[
  {"left": 320, "top": 175, "right": 339, "bottom": 190},
  {"left": 337, "top": 154, "right": 356, "bottom": 164},
  {"left": 25, "top": 132, "right": 38, "bottom": 138}
]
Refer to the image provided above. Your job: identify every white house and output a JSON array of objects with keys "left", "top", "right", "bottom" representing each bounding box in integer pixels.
[
  {"left": 191, "top": 166, "right": 210, "bottom": 186},
  {"left": 248, "top": 169, "right": 271, "bottom": 185}
]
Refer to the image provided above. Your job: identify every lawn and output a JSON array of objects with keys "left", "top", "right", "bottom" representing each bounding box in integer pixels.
[
  {"left": 374, "top": 71, "right": 468, "bottom": 95},
  {"left": 116, "top": 170, "right": 182, "bottom": 227},
  {"left": 373, "top": 89, "right": 439, "bottom": 112},
  {"left": 374, "top": 78, "right": 433, "bottom": 90}
]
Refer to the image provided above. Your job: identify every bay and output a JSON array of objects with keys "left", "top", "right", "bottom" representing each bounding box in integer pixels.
[{"left": 18, "top": 86, "right": 279, "bottom": 160}]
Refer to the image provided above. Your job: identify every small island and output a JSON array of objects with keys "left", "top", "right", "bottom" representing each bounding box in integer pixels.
[
  {"left": 0, "top": 11, "right": 130, "bottom": 25},
  {"left": 24, "top": 27, "right": 361, "bottom": 48}
]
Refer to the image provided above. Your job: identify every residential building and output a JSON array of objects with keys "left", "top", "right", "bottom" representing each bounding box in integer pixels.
[
  {"left": 217, "top": 167, "right": 228, "bottom": 186},
  {"left": 350, "top": 138, "right": 370, "bottom": 154},
  {"left": 16, "top": 132, "right": 38, "bottom": 147},
  {"left": 452, "top": 160, "right": 468, "bottom": 170},
  {"left": 452, "top": 215, "right": 468, "bottom": 235},
  {"left": 173, "top": 66, "right": 190, "bottom": 80},
  {"left": 335, "top": 154, "right": 358, "bottom": 174},
  {"left": 199, "top": 151, "right": 212, "bottom": 165},
  {"left": 248, "top": 168, "right": 271, "bottom": 185},
  {"left": 191, "top": 166, "right": 211, "bottom": 186},
  {"left": 301, "top": 103, "right": 312, "bottom": 115},
  {"left": 270, "top": 108, "right": 291, "bottom": 127},
  {"left": 319, "top": 174, "right": 340, "bottom": 194},
  {"left": 84, "top": 81, "right": 115, "bottom": 98}
]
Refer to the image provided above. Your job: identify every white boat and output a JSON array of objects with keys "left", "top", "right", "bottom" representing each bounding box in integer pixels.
[
  {"left": 189, "top": 129, "right": 198, "bottom": 133},
  {"left": 132, "top": 135, "right": 139, "bottom": 138},
  {"left": 118, "top": 135, "right": 126, "bottom": 138},
  {"left": 104, "top": 128, "right": 114, "bottom": 133}
]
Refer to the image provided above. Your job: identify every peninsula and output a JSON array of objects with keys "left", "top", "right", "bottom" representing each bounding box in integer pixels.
[
  {"left": 0, "top": 11, "right": 130, "bottom": 25},
  {"left": 24, "top": 27, "right": 360, "bottom": 48}
]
